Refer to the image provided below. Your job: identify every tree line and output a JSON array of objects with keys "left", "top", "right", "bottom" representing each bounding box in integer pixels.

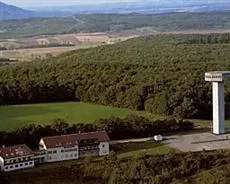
[
  {"left": 178, "top": 33, "right": 230, "bottom": 44},
  {"left": 0, "top": 116, "right": 194, "bottom": 149}
]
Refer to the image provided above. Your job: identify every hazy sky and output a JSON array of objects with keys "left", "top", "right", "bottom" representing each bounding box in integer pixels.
[
  {"left": 1, "top": 0, "right": 227, "bottom": 8},
  {"left": 2, "top": 0, "right": 138, "bottom": 7}
]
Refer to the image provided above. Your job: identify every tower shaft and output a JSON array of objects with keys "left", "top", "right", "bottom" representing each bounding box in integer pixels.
[{"left": 212, "top": 82, "right": 225, "bottom": 134}]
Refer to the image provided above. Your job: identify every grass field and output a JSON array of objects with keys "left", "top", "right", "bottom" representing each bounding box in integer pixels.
[
  {"left": 192, "top": 119, "right": 230, "bottom": 129},
  {"left": 0, "top": 101, "right": 226, "bottom": 133},
  {"left": 0, "top": 102, "right": 163, "bottom": 132},
  {"left": 113, "top": 141, "right": 176, "bottom": 158}
]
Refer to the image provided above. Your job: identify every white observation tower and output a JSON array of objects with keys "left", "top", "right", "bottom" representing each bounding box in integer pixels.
[{"left": 205, "top": 71, "right": 230, "bottom": 135}]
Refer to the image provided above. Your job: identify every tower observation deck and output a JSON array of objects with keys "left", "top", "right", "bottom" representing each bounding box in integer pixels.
[{"left": 205, "top": 71, "right": 230, "bottom": 135}]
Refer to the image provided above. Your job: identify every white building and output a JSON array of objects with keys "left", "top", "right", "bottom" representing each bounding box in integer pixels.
[
  {"left": 205, "top": 71, "right": 230, "bottom": 134},
  {"left": 0, "top": 144, "right": 35, "bottom": 172},
  {"left": 39, "top": 131, "right": 110, "bottom": 162}
]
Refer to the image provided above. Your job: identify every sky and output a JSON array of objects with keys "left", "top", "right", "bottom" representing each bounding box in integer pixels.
[
  {"left": 2, "top": 0, "right": 139, "bottom": 7},
  {"left": 1, "top": 0, "right": 228, "bottom": 8}
]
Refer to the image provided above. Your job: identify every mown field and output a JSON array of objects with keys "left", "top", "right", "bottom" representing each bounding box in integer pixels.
[
  {"left": 1, "top": 101, "right": 230, "bottom": 133},
  {"left": 0, "top": 102, "right": 163, "bottom": 132}
]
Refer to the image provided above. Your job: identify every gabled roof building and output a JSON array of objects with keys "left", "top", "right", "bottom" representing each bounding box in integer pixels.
[
  {"left": 39, "top": 131, "right": 110, "bottom": 162},
  {"left": 0, "top": 131, "right": 110, "bottom": 172},
  {"left": 0, "top": 144, "right": 35, "bottom": 172}
]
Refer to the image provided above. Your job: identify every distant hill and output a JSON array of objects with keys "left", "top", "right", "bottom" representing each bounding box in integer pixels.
[
  {"left": 31, "top": 1, "right": 230, "bottom": 14},
  {"left": 0, "top": 1, "right": 33, "bottom": 20},
  {"left": 1, "top": 12, "right": 230, "bottom": 38},
  {"left": 0, "top": 1, "right": 73, "bottom": 20},
  {"left": 1, "top": 1, "right": 230, "bottom": 21}
]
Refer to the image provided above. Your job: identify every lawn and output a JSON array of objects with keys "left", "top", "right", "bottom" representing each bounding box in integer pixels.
[
  {"left": 112, "top": 141, "right": 176, "bottom": 158},
  {"left": 0, "top": 102, "right": 163, "bottom": 132},
  {"left": 0, "top": 101, "right": 222, "bottom": 133},
  {"left": 192, "top": 119, "right": 230, "bottom": 129}
]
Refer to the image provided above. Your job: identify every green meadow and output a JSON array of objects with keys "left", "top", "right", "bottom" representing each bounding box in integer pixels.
[
  {"left": 0, "top": 102, "right": 163, "bottom": 132},
  {"left": 0, "top": 101, "right": 225, "bottom": 133}
]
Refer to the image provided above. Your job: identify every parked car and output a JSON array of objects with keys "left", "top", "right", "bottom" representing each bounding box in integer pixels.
[{"left": 154, "top": 135, "right": 163, "bottom": 142}]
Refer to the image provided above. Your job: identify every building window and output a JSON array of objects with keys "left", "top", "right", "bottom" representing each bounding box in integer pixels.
[
  {"left": 48, "top": 151, "right": 52, "bottom": 154},
  {"left": 10, "top": 166, "right": 13, "bottom": 169},
  {"left": 65, "top": 155, "right": 68, "bottom": 158},
  {"left": 53, "top": 150, "right": 57, "bottom": 154},
  {"left": 102, "top": 144, "right": 105, "bottom": 148},
  {"left": 29, "top": 161, "right": 33, "bottom": 165},
  {"left": 15, "top": 164, "right": 18, "bottom": 168},
  {"left": 5, "top": 166, "right": 8, "bottom": 170},
  {"left": 25, "top": 163, "right": 28, "bottom": 166},
  {"left": 20, "top": 163, "right": 23, "bottom": 167}
]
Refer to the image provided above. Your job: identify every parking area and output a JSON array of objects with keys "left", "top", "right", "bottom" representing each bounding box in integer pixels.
[{"left": 164, "top": 132, "right": 230, "bottom": 152}]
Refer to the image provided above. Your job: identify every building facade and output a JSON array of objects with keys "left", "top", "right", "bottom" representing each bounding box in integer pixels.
[
  {"left": 39, "top": 131, "right": 110, "bottom": 162},
  {"left": 0, "top": 131, "right": 110, "bottom": 172},
  {"left": 0, "top": 144, "right": 35, "bottom": 172}
]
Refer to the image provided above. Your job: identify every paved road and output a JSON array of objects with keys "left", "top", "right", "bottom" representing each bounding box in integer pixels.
[
  {"left": 110, "top": 132, "right": 230, "bottom": 152},
  {"left": 164, "top": 132, "right": 230, "bottom": 152}
]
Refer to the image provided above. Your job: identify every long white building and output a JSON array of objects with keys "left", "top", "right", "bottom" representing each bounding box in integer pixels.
[
  {"left": 0, "top": 131, "right": 110, "bottom": 172},
  {"left": 0, "top": 144, "right": 35, "bottom": 172},
  {"left": 39, "top": 131, "right": 110, "bottom": 163}
]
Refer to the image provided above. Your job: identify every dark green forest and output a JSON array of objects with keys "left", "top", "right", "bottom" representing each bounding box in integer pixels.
[
  {"left": 1, "top": 33, "right": 230, "bottom": 119},
  {"left": 1, "top": 12, "right": 230, "bottom": 38},
  {"left": 3, "top": 150, "right": 230, "bottom": 184}
]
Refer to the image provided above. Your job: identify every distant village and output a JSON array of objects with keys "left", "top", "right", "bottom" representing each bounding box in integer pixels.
[{"left": 0, "top": 131, "right": 110, "bottom": 172}]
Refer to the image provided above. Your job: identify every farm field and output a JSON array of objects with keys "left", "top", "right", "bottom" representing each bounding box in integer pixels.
[
  {"left": 0, "top": 44, "right": 98, "bottom": 61},
  {"left": 0, "top": 102, "right": 163, "bottom": 132},
  {"left": 0, "top": 32, "right": 138, "bottom": 61}
]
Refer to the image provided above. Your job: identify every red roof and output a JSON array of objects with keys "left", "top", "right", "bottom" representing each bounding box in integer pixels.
[
  {"left": 0, "top": 144, "right": 34, "bottom": 160},
  {"left": 41, "top": 131, "right": 110, "bottom": 149}
]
